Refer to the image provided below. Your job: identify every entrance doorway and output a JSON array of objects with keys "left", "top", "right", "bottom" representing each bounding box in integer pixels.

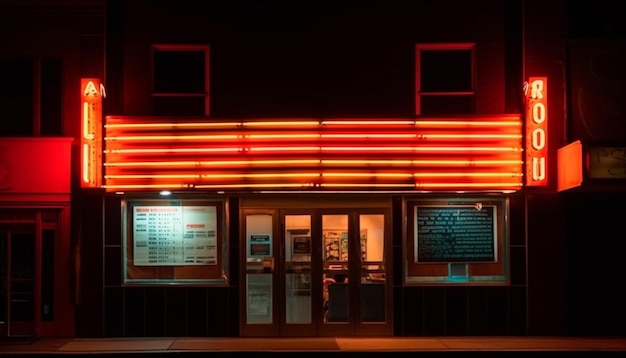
[
  {"left": 0, "top": 226, "right": 36, "bottom": 337},
  {"left": 0, "top": 207, "right": 68, "bottom": 338},
  {"left": 240, "top": 206, "right": 392, "bottom": 336}
]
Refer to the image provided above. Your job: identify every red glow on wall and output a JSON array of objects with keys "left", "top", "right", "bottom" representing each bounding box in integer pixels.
[
  {"left": 102, "top": 116, "right": 523, "bottom": 192},
  {"left": 0, "top": 138, "right": 73, "bottom": 200},
  {"left": 525, "top": 77, "right": 548, "bottom": 187},
  {"left": 80, "top": 78, "right": 103, "bottom": 188}
]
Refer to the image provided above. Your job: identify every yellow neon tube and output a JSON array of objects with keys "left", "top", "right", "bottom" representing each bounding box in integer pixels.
[{"left": 82, "top": 143, "right": 90, "bottom": 183}]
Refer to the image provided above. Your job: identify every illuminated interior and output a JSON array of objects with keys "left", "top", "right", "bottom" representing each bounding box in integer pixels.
[{"left": 103, "top": 116, "right": 524, "bottom": 192}]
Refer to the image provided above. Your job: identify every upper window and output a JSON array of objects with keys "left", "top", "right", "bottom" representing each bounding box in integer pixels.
[
  {"left": 0, "top": 57, "right": 63, "bottom": 136},
  {"left": 415, "top": 43, "right": 475, "bottom": 116},
  {"left": 151, "top": 45, "right": 210, "bottom": 116}
]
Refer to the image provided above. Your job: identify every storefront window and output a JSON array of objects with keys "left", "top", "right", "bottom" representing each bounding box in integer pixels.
[
  {"left": 122, "top": 199, "right": 227, "bottom": 285},
  {"left": 404, "top": 197, "right": 508, "bottom": 285}
]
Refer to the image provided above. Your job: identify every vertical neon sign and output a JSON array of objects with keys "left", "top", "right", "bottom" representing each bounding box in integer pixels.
[
  {"left": 525, "top": 77, "right": 548, "bottom": 186},
  {"left": 80, "top": 78, "right": 102, "bottom": 188}
]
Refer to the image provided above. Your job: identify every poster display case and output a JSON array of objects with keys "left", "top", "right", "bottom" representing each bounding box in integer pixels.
[
  {"left": 404, "top": 197, "right": 508, "bottom": 285},
  {"left": 123, "top": 199, "right": 228, "bottom": 285}
]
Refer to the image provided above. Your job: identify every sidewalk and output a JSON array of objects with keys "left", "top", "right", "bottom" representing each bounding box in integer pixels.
[{"left": 2, "top": 336, "right": 626, "bottom": 356}]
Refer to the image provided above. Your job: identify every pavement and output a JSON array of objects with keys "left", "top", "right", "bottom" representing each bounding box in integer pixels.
[{"left": 2, "top": 336, "right": 626, "bottom": 357}]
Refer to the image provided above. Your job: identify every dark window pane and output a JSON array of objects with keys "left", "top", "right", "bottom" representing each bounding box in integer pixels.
[
  {"left": 0, "top": 59, "right": 34, "bottom": 136},
  {"left": 152, "top": 96, "right": 206, "bottom": 116},
  {"left": 421, "top": 50, "right": 472, "bottom": 92},
  {"left": 153, "top": 51, "right": 206, "bottom": 93},
  {"left": 0, "top": 233, "right": 6, "bottom": 324},
  {"left": 421, "top": 95, "right": 475, "bottom": 115},
  {"left": 41, "top": 229, "right": 55, "bottom": 321},
  {"left": 41, "top": 58, "right": 63, "bottom": 136},
  {"left": 10, "top": 233, "right": 35, "bottom": 321}
]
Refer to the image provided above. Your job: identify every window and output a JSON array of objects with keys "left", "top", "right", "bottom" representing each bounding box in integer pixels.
[
  {"left": 415, "top": 43, "right": 475, "bottom": 116},
  {"left": 404, "top": 197, "right": 509, "bottom": 285},
  {"left": 0, "top": 58, "right": 63, "bottom": 136},
  {"left": 123, "top": 199, "right": 228, "bottom": 285},
  {"left": 151, "top": 45, "right": 210, "bottom": 116}
]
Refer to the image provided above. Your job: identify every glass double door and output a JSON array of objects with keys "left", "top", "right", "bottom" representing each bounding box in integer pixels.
[{"left": 241, "top": 208, "right": 391, "bottom": 337}]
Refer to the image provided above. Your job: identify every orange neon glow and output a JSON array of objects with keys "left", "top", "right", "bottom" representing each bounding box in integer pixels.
[
  {"left": 80, "top": 78, "right": 103, "bottom": 188},
  {"left": 321, "top": 183, "right": 417, "bottom": 188},
  {"left": 557, "top": 140, "right": 582, "bottom": 191},
  {"left": 415, "top": 182, "right": 524, "bottom": 188},
  {"left": 413, "top": 172, "right": 523, "bottom": 177},
  {"left": 102, "top": 116, "right": 524, "bottom": 192},
  {"left": 525, "top": 77, "right": 548, "bottom": 186},
  {"left": 103, "top": 159, "right": 523, "bottom": 168}
]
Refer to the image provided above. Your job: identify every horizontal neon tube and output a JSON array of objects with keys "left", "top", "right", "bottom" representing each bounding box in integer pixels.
[
  {"left": 242, "top": 121, "right": 321, "bottom": 127},
  {"left": 321, "top": 183, "right": 415, "bottom": 188},
  {"left": 200, "top": 173, "right": 320, "bottom": 179},
  {"left": 321, "top": 173, "right": 412, "bottom": 178},
  {"left": 105, "top": 122, "right": 242, "bottom": 129},
  {"left": 415, "top": 182, "right": 523, "bottom": 188},
  {"left": 105, "top": 172, "right": 522, "bottom": 181},
  {"left": 245, "top": 134, "right": 320, "bottom": 139},
  {"left": 102, "top": 184, "right": 193, "bottom": 189},
  {"left": 104, "top": 161, "right": 201, "bottom": 167},
  {"left": 105, "top": 147, "right": 241, "bottom": 154},
  {"left": 321, "top": 120, "right": 415, "bottom": 126},
  {"left": 415, "top": 121, "right": 521, "bottom": 127},
  {"left": 106, "top": 174, "right": 201, "bottom": 179},
  {"left": 322, "top": 159, "right": 523, "bottom": 166},
  {"left": 194, "top": 183, "right": 316, "bottom": 189},
  {"left": 247, "top": 133, "right": 522, "bottom": 140},
  {"left": 104, "top": 145, "right": 522, "bottom": 154},
  {"left": 107, "top": 173, "right": 321, "bottom": 180},
  {"left": 413, "top": 172, "right": 523, "bottom": 177},
  {"left": 104, "top": 118, "right": 521, "bottom": 130},
  {"left": 103, "top": 159, "right": 523, "bottom": 168},
  {"left": 105, "top": 132, "right": 521, "bottom": 141},
  {"left": 417, "top": 134, "right": 522, "bottom": 139},
  {"left": 105, "top": 134, "right": 239, "bottom": 141},
  {"left": 103, "top": 182, "right": 523, "bottom": 190},
  {"left": 247, "top": 146, "right": 522, "bottom": 152}
]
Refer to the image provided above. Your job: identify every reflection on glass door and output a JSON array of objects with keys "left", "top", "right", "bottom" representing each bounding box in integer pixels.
[
  {"left": 322, "top": 214, "right": 349, "bottom": 327},
  {"left": 282, "top": 214, "right": 314, "bottom": 335},
  {"left": 358, "top": 214, "right": 386, "bottom": 325},
  {"left": 241, "top": 212, "right": 278, "bottom": 336}
]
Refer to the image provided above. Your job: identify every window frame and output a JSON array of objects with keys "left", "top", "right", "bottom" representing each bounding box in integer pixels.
[
  {"left": 122, "top": 198, "right": 228, "bottom": 286},
  {"left": 415, "top": 43, "right": 476, "bottom": 116},
  {"left": 403, "top": 196, "right": 509, "bottom": 286},
  {"left": 150, "top": 44, "right": 210, "bottom": 116},
  {"left": 0, "top": 57, "right": 63, "bottom": 136}
]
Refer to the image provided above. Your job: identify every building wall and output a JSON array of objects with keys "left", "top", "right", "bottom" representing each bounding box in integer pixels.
[{"left": 4, "top": 0, "right": 625, "bottom": 338}]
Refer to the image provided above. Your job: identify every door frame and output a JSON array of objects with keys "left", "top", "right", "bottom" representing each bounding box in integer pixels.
[
  {"left": 0, "top": 225, "right": 37, "bottom": 337},
  {"left": 239, "top": 196, "right": 393, "bottom": 337}
]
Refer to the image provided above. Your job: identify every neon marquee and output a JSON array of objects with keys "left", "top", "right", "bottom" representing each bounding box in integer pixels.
[
  {"left": 80, "top": 78, "right": 103, "bottom": 188},
  {"left": 525, "top": 77, "right": 548, "bottom": 186}
]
